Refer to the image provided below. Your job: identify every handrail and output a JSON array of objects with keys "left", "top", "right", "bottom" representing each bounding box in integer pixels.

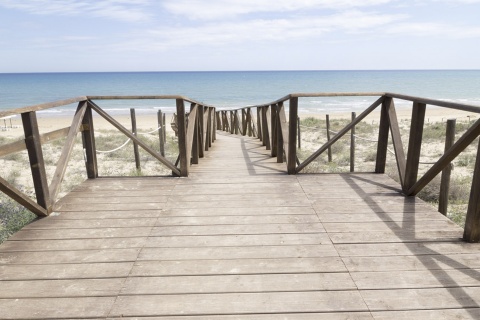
[
  {"left": 0, "top": 95, "right": 217, "bottom": 217},
  {"left": 218, "top": 92, "right": 480, "bottom": 242}
]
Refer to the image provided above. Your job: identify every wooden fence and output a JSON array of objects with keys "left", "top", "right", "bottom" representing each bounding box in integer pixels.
[
  {"left": 0, "top": 96, "right": 216, "bottom": 217},
  {"left": 217, "top": 92, "right": 480, "bottom": 242}
]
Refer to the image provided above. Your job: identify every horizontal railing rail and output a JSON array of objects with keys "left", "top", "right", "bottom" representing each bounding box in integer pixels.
[
  {"left": 218, "top": 92, "right": 480, "bottom": 242},
  {"left": 0, "top": 96, "right": 216, "bottom": 217}
]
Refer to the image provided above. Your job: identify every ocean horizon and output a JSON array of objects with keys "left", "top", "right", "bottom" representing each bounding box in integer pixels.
[{"left": 1, "top": 70, "right": 480, "bottom": 116}]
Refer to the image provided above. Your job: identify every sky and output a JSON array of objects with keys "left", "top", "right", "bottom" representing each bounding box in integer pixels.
[{"left": 0, "top": 0, "right": 479, "bottom": 72}]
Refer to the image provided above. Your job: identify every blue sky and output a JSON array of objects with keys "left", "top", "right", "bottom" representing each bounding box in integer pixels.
[{"left": 0, "top": 0, "right": 479, "bottom": 72}]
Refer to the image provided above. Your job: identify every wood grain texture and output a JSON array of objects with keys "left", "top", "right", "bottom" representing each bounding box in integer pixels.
[{"left": 1, "top": 132, "right": 479, "bottom": 319}]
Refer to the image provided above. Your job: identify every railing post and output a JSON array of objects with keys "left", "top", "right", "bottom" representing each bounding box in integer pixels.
[
  {"left": 257, "top": 108, "right": 263, "bottom": 142},
  {"left": 277, "top": 102, "right": 285, "bottom": 163},
  {"left": 439, "top": 119, "right": 456, "bottom": 215},
  {"left": 464, "top": 137, "right": 480, "bottom": 242},
  {"left": 162, "top": 113, "right": 166, "bottom": 144},
  {"left": 375, "top": 97, "right": 390, "bottom": 173},
  {"left": 234, "top": 110, "right": 239, "bottom": 135},
  {"left": 21, "top": 111, "right": 50, "bottom": 212},
  {"left": 130, "top": 108, "right": 141, "bottom": 171},
  {"left": 262, "top": 106, "right": 271, "bottom": 150},
  {"left": 212, "top": 108, "right": 216, "bottom": 142},
  {"left": 82, "top": 104, "right": 98, "bottom": 179},
  {"left": 350, "top": 112, "right": 356, "bottom": 172},
  {"left": 287, "top": 97, "right": 298, "bottom": 174},
  {"left": 191, "top": 104, "right": 200, "bottom": 165},
  {"left": 247, "top": 108, "right": 253, "bottom": 137},
  {"left": 404, "top": 102, "right": 426, "bottom": 192},
  {"left": 176, "top": 99, "right": 188, "bottom": 177},
  {"left": 297, "top": 116, "right": 301, "bottom": 150},
  {"left": 271, "top": 105, "right": 277, "bottom": 157},
  {"left": 198, "top": 106, "right": 205, "bottom": 158},
  {"left": 157, "top": 110, "right": 165, "bottom": 157},
  {"left": 242, "top": 109, "right": 247, "bottom": 136},
  {"left": 326, "top": 114, "right": 332, "bottom": 162}
]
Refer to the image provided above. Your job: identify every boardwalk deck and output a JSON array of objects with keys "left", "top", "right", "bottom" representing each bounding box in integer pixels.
[{"left": 1, "top": 131, "right": 480, "bottom": 319}]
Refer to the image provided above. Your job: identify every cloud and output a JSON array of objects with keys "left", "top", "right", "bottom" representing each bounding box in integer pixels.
[
  {"left": 122, "top": 10, "right": 406, "bottom": 51},
  {"left": 385, "top": 22, "right": 480, "bottom": 38},
  {"left": 162, "top": 0, "right": 393, "bottom": 20},
  {"left": 0, "top": 0, "right": 152, "bottom": 22}
]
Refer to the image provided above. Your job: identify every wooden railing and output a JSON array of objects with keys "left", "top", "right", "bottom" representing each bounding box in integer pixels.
[
  {"left": 217, "top": 92, "right": 480, "bottom": 242},
  {"left": 0, "top": 96, "right": 216, "bottom": 217}
]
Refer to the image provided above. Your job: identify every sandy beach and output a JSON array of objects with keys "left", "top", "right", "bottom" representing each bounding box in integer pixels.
[{"left": 2, "top": 105, "right": 479, "bottom": 140}]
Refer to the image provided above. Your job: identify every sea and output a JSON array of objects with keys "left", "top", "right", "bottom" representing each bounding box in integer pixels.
[{"left": 1, "top": 70, "right": 480, "bottom": 116}]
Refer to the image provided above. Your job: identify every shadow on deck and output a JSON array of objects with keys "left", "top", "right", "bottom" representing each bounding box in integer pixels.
[{"left": 1, "top": 132, "right": 480, "bottom": 319}]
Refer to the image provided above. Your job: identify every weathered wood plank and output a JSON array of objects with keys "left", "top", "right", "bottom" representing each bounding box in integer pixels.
[
  {"left": 144, "top": 233, "right": 332, "bottom": 248},
  {"left": 0, "top": 262, "right": 134, "bottom": 280},
  {"left": 0, "top": 238, "right": 147, "bottom": 252},
  {"left": 0, "top": 248, "right": 140, "bottom": 264},
  {"left": 151, "top": 223, "right": 325, "bottom": 236},
  {"left": 121, "top": 273, "right": 356, "bottom": 295},
  {"left": 0, "top": 278, "right": 124, "bottom": 298},
  {"left": 352, "top": 268, "right": 480, "bottom": 289},
  {"left": 138, "top": 245, "right": 338, "bottom": 261},
  {"left": 0, "top": 297, "right": 116, "bottom": 319},
  {"left": 10, "top": 227, "right": 154, "bottom": 240},
  {"left": 110, "top": 291, "right": 369, "bottom": 317},
  {"left": 131, "top": 257, "right": 347, "bottom": 276},
  {"left": 362, "top": 287, "right": 480, "bottom": 311},
  {"left": 343, "top": 253, "right": 480, "bottom": 272}
]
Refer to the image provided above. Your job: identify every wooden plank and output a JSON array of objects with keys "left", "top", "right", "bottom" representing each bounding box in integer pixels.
[
  {"left": 23, "top": 217, "right": 158, "bottom": 229},
  {"left": 0, "top": 238, "right": 147, "bottom": 252},
  {"left": 151, "top": 223, "right": 325, "bottom": 236},
  {"left": 372, "top": 308, "right": 480, "bottom": 320},
  {"left": 153, "top": 214, "right": 319, "bottom": 226},
  {"left": 0, "top": 278, "right": 124, "bottom": 298},
  {"left": 335, "top": 241, "right": 479, "bottom": 257},
  {"left": 0, "top": 262, "right": 134, "bottom": 280},
  {"left": 352, "top": 268, "right": 480, "bottom": 289},
  {"left": 144, "top": 233, "right": 331, "bottom": 248},
  {"left": 0, "top": 248, "right": 140, "bottom": 264},
  {"left": 55, "top": 201, "right": 165, "bottom": 211},
  {"left": 48, "top": 102, "right": 88, "bottom": 206},
  {"left": 138, "top": 245, "right": 338, "bottom": 261},
  {"left": 0, "top": 297, "right": 116, "bottom": 319},
  {"left": 329, "top": 230, "right": 462, "bottom": 244},
  {"left": 176, "top": 99, "right": 188, "bottom": 176},
  {"left": 404, "top": 102, "right": 426, "bottom": 191},
  {"left": 162, "top": 207, "right": 316, "bottom": 217},
  {"left": 10, "top": 227, "right": 154, "bottom": 240},
  {"left": 110, "top": 291, "right": 369, "bottom": 317},
  {"left": 323, "top": 219, "right": 461, "bottom": 233},
  {"left": 362, "top": 287, "right": 480, "bottom": 311},
  {"left": 343, "top": 253, "right": 480, "bottom": 272},
  {"left": 110, "top": 313, "right": 375, "bottom": 320},
  {"left": 121, "top": 273, "right": 356, "bottom": 295},
  {"left": 131, "top": 257, "right": 347, "bottom": 276}
]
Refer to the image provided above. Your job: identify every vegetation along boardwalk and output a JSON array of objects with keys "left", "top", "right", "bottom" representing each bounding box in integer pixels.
[
  {"left": 1, "top": 92, "right": 480, "bottom": 318},
  {"left": 0, "top": 131, "right": 479, "bottom": 319}
]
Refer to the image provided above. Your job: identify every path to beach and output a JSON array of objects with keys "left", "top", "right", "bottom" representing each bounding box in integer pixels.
[{"left": 2, "top": 130, "right": 480, "bottom": 319}]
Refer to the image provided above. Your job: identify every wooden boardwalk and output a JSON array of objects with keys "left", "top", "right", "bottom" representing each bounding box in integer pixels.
[{"left": 1, "top": 131, "right": 480, "bottom": 319}]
